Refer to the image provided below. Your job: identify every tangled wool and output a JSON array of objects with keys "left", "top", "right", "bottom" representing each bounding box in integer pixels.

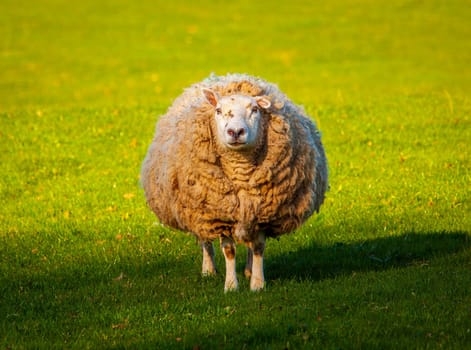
[{"left": 141, "top": 73, "right": 328, "bottom": 242}]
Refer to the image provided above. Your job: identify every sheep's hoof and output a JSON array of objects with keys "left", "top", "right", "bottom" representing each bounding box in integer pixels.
[
  {"left": 250, "top": 278, "right": 265, "bottom": 292},
  {"left": 201, "top": 271, "right": 217, "bottom": 278},
  {"left": 224, "top": 280, "right": 239, "bottom": 293},
  {"left": 202, "top": 263, "right": 217, "bottom": 276},
  {"left": 202, "top": 269, "right": 217, "bottom": 277}
]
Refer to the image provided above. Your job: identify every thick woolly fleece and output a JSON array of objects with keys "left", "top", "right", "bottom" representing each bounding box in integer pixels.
[{"left": 141, "top": 73, "right": 328, "bottom": 243}]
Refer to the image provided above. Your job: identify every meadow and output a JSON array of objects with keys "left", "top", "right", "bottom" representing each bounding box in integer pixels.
[{"left": 1, "top": 0, "right": 470, "bottom": 348}]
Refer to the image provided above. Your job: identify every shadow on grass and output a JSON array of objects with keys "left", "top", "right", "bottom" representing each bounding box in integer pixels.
[
  {"left": 266, "top": 230, "right": 470, "bottom": 282},
  {"left": 2, "top": 230, "right": 469, "bottom": 349},
  {"left": 166, "top": 231, "right": 471, "bottom": 350}
]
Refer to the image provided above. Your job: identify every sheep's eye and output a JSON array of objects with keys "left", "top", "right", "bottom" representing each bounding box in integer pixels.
[
  {"left": 215, "top": 108, "right": 222, "bottom": 115},
  {"left": 251, "top": 106, "right": 259, "bottom": 113}
]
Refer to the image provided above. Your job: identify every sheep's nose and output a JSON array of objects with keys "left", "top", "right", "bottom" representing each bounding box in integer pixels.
[{"left": 227, "top": 127, "right": 246, "bottom": 139}]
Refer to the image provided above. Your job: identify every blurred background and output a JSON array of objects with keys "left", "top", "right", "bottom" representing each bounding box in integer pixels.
[{"left": 2, "top": 0, "right": 470, "bottom": 109}]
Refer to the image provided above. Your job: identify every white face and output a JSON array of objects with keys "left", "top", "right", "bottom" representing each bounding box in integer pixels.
[{"left": 202, "top": 89, "right": 271, "bottom": 150}]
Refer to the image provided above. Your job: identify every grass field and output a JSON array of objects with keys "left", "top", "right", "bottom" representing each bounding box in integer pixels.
[{"left": 1, "top": 0, "right": 470, "bottom": 348}]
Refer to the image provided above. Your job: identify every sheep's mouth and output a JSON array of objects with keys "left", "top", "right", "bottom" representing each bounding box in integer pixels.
[
  {"left": 227, "top": 141, "right": 249, "bottom": 150},
  {"left": 228, "top": 141, "right": 247, "bottom": 147}
]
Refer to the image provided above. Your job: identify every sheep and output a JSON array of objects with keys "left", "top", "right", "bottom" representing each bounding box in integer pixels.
[{"left": 141, "top": 73, "right": 328, "bottom": 292}]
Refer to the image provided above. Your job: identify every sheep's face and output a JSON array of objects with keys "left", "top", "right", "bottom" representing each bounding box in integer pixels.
[{"left": 202, "top": 88, "right": 271, "bottom": 151}]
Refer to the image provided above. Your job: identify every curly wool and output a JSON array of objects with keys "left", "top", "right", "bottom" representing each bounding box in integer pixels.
[{"left": 141, "top": 73, "right": 328, "bottom": 242}]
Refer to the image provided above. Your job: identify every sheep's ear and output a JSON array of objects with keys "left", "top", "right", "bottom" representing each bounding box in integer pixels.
[
  {"left": 202, "top": 88, "right": 219, "bottom": 107},
  {"left": 256, "top": 96, "right": 271, "bottom": 110}
]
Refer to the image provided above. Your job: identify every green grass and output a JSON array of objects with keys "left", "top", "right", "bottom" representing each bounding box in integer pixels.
[{"left": 1, "top": 0, "right": 470, "bottom": 348}]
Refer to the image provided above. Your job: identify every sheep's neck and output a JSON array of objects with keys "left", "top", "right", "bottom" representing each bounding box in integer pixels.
[{"left": 219, "top": 151, "right": 257, "bottom": 190}]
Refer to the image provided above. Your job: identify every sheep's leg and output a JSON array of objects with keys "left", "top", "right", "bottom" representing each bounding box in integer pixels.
[
  {"left": 201, "top": 241, "right": 217, "bottom": 276},
  {"left": 248, "top": 233, "right": 265, "bottom": 291},
  {"left": 244, "top": 247, "right": 253, "bottom": 278},
  {"left": 220, "top": 236, "right": 238, "bottom": 292}
]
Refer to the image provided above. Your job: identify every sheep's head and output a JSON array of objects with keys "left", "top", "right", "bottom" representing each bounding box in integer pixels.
[{"left": 202, "top": 88, "right": 271, "bottom": 151}]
